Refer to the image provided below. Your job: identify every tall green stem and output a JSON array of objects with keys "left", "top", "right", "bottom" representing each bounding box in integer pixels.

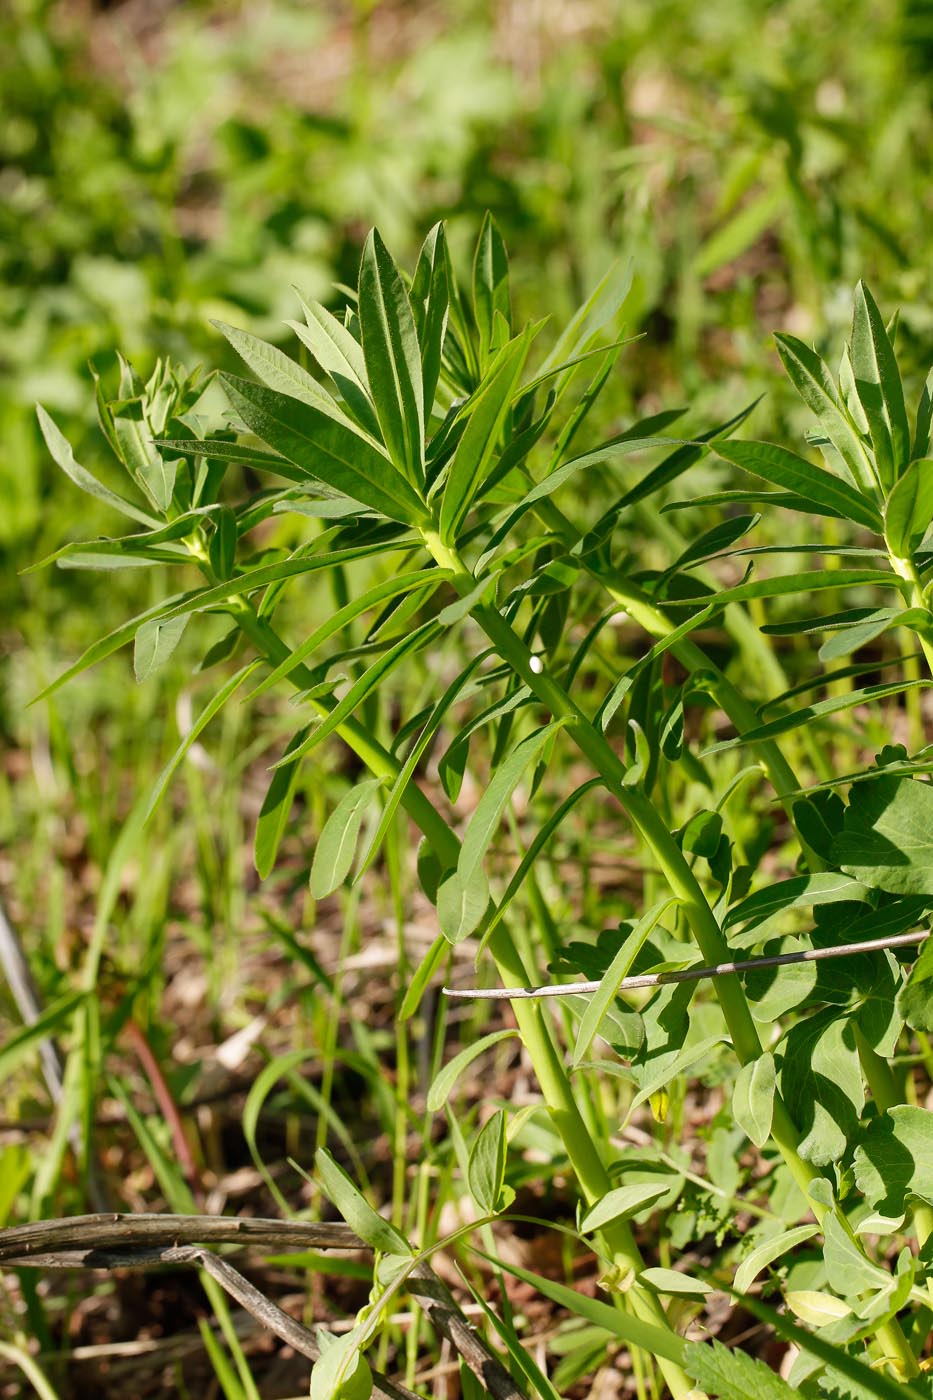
[{"left": 232, "top": 602, "right": 696, "bottom": 1397}]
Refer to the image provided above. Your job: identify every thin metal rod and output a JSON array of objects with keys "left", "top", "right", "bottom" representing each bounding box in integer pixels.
[{"left": 442, "top": 929, "right": 929, "bottom": 1000}]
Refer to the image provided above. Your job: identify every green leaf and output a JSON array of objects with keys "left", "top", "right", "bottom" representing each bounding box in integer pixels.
[
  {"left": 536, "top": 261, "right": 633, "bottom": 396},
  {"left": 154, "top": 436, "right": 306, "bottom": 483},
  {"left": 310, "top": 779, "right": 383, "bottom": 899},
  {"left": 781, "top": 1009, "right": 863, "bottom": 1165},
  {"left": 36, "top": 406, "right": 159, "bottom": 528},
  {"left": 276, "top": 620, "right": 440, "bottom": 769},
  {"left": 288, "top": 296, "right": 380, "bottom": 438},
  {"left": 774, "top": 333, "right": 874, "bottom": 493},
  {"left": 579, "top": 1182, "right": 670, "bottom": 1234},
  {"left": 473, "top": 213, "right": 511, "bottom": 359},
  {"left": 732, "top": 1052, "right": 776, "bottom": 1148},
  {"left": 853, "top": 1106, "right": 933, "bottom": 1213},
  {"left": 640, "top": 1267, "right": 715, "bottom": 1297},
  {"left": 896, "top": 934, "right": 933, "bottom": 1031},
  {"left": 0, "top": 992, "right": 85, "bottom": 1085},
  {"left": 409, "top": 222, "right": 449, "bottom": 420},
  {"left": 835, "top": 776, "right": 933, "bottom": 896},
  {"left": 222, "top": 374, "right": 429, "bottom": 525},
  {"left": 683, "top": 1339, "right": 798, "bottom": 1400},
  {"left": 358, "top": 228, "right": 424, "bottom": 483},
  {"left": 884, "top": 458, "right": 933, "bottom": 556},
  {"left": 426, "top": 1029, "right": 518, "bottom": 1112},
  {"left": 310, "top": 1328, "right": 373, "bottom": 1400},
  {"left": 214, "top": 320, "right": 340, "bottom": 415},
  {"left": 822, "top": 1212, "right": 891, "bottom": 1295},
  {"left": 572, "top": 897, "right": 679, "bottom": 1068},
  {"left": 209, "top": 506, "right": 237, "bottom": 581},
  {"left": 146, "top": 663, "right": 261, "bottom": 823},
  {"left": 459, "top": 722, "right": 564, "bottom": 886},
  {"left": 315, "top": 1147, "right": 411, "bottom": 1255},
  {"left": 724, "top": 873, "right": 871, "bottom": 934},
  {"left": 253, "top": 725, "right": 312, "bottom": 880},
  {"left": 733, "top": 1224, "right": 820, "bottom": 1295},
  {"left": 399, "top": 935, "right": 448, "bottom": 1022},
  {"left": 667, "top": 513, "right": 759, "bottom": 575},
  {"left": 705, "top": 681, "right": 931, "bottom": 755},
  {"left": 133, "top": 613, "right": 189, "bottom": 682},
  {"left": 439, "top": 329, "right": 533, "bottom": 544},
  {"left": 249, "top": 569, "right": 447, "bottom": 698},
  {"left": 850, "top": 282, "right": 910, "bottom": 489},
  {"left": 468, "top": 1108, "right": 512, "bottom": 1215},
  {"left": 437, "top": 865, "right": 491, "bottom": 944},
  {"left": 713, "top": 440, "right": 883, "bottom": 532}
]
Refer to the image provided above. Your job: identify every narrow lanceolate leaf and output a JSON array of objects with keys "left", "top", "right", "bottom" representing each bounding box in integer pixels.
[
  {"left": 315, "top": 1148, "right": 411, "bottom": 1256},
  {"left": 222, "top": 374, "right": 429, "bottom": 525},
  {"left": 310, "top": 778, "right": 383, "bottom": 899},
  {"left": 579, "top": 1182, "right": 670, "bottom": 1234},
  {"left": 473, "top": 212, "right": 511, "bottom": 360},
  {"left": 154, "top": 437, "right": 306, "bottom": 483},
  {"left": 439, "top": 330, "right": 532, "bottom": 543},
  {"left": 459, "top": 722, "right": 565, "bottom": 886},
  {"left": 774, "top": 333, "right": 875, "bottom": 494},
  {"left": 409, "top": 222, "right": 449, "bottom": 420},
  {"left": 111, "top": 401, "right": 176, "bottom": 512},
  {"left": 537, "top": 261, "right": 633, "bottom": 389},
  {"left": 36, "top": 407, "right": 159, "bottom": 528},
  {"left": 254, "top": 725, "right": 313, "bottom": 880},
  {"left": 289, "top": 295, "right": 381, "bottom": 439},
  {"left": 427, "top": 1030, "right": 518, "bottom": 1112},
  {"left": 704, "top": 680, "right": 932, "bottom": 754},
  {"left": 213, "top": 321, "right": 340, "bottom": 416},
  {"left": 884, "top": 457, "right": 933, "bottom": 556},
  {"left": 850, "top": 281, "right": 911, "bottom": 489},
  {"left": 572, "top": 897, "right": 679, "bottom": 1068},
  {"left": 148, "top": 663, "right": 261, "bottom": 822},
  {"left": 733, "top": 1225, "right": 820, "bottom": 1296},
  {"left": 358, "top": 228, "right": 425, "bottom": 484},
  {"left": 713, "top": 440, "right": 883, "bottom": 532},
  {"left": 468, "top": 1109, "right": 510, "bottom": 1215}
]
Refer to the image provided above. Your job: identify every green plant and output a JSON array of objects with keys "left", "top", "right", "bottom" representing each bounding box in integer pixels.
[{"left": 32, "top": 220, "right": 933, "bottom": 1398}]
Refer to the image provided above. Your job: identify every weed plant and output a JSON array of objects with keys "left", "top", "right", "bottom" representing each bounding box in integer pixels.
[{"left": 18, "top": 216, "right": 933, "bottom": 1399}]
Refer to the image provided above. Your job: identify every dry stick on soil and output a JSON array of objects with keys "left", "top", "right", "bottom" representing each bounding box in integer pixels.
[
  {"left": 443, "top": 930, "right": 929, "bottom": 999},
  {"left": 0, "top": 1215, "right": 524, "bottom": 1400}
]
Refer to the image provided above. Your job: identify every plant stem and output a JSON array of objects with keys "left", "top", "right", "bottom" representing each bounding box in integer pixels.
[{"left": 232, "top": 601, "right": 696, "bottom": 1397}]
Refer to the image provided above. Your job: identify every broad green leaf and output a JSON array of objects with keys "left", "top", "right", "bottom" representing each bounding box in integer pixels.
[
  {"left": 276, "top": 620, "right": 440, "bottom": 768},
  {"left": 854, "top": 1106, "right": 933, "bottom": 1213},
  {"left": 222, "top": 374, "right": 429, "bottom": 525},
  {"left": 468, "top": 1108, "right": 512, "bottom": 1215},
  {"left": 426, "top": 1029, "right": 518, "bottom": 1112},
  {"left": 724, "top": 873, "right": 870, "bottom": 933},
  {"left": 310, "top": 778, "right": 383, "bottom": 898},
  {"left": 439, "top": 329, "right": 532, "bottom": 544},
  {"left": 781, "top": 1009, "right": 863, "bottom": 1165},
  {"left": 579, "top": 1182, "right": 670, "bottom": 1234},
  {"left": 732, "top": 1052, "right": 775, "bottom": 1148},
  {"left": 36, "top": 406, "right": 159, "bottom": 528},
  {"left": 437, "top": 865, "right": 491, "bottom": 944},
  {"left": 733, "top": 1224, "right": 820, "bottom": 1295},
  {"left": 835, "top": 775, "right": 933, "bottom": 895},
  {"left": 214, "top": 320, "right": 340, "bottom": 415},
  {"left": 249, "top": 569, "right": 447, "bottom": 698},
  {"left": 253, "top": 725, "right": 313, "bottom": 879},
  {"left": 133, "top": 613, "right": 189, "bottom": 682},
  {"left": 850, "top": 282, "right": 910, "bottom": 489},
  {"left": 473, "top": 212, "right": 510, "bottom": 359},
  {"left": 774, "top": 332, "right": 875, "bottom": 493},
  {"left": 358, "top": 228, "right": 424, "bottom": 483},
  {"left": 884, "top": 457, "right": 933, "bottom": 556},
  {"left": 310, "top": 1328, "right": 372, "bottom": 1400},
  {"left": 822, "top": 1213, "right": 891, "bottom": 1295},
  {"left": 572, "top": 897, "right": 678, "bottom": 1068},
  {"left": 785, "top": 1291, "right": 853, "bottom": 1326},
  {"left": 146, "top": 663, "right": 260, "bottom": 823},
  {"left": 714, "top": 440, "right": 883, "bottom": 532},
  {"left": 290, "top": 294, "right": 381, "bottom": 439},
  {"left": 409, "top": 222, "right": 449, "bottom": 420},
  {"left": 896, "top": 934, "right": 933, "bottom": 1031},
  {"left": 315, "top": 1147, "right": 411, "bottom": 1255},
  {"left": 706, "top": 681, "right": 931, "bottom": 755},
  {"left": 683, "top": 1339, "right": 798, "bottom": 1400}
]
